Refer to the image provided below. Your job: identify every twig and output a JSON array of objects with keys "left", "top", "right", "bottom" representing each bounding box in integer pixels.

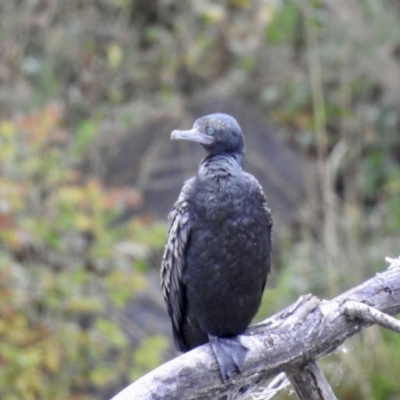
[
  {"left": 250, "top": 372, "right": 290, "bottom": 400},
  {"left": 111, "top": 259, "right": 400, "bottom": 400},
  {"left": 342, "top": 300, "right": 400, "bottom": 334}
]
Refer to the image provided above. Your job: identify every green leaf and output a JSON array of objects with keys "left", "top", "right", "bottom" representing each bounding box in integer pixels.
[
  {"left": 267, "top": 0, "right": 299, "bottom": 44},
  {"left": 70, "top": 120, "right": 99, "bottom": 162},
  {"left": 130, "top": 336, "right": 169, "bottom": 381}
]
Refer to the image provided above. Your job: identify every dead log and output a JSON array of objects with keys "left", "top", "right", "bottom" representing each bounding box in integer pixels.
[{"left": 111, "top": 258, "right": 400, "bottom": 400}]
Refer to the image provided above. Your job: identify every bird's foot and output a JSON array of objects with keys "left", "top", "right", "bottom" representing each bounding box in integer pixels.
[{"left": 208, "top": 334, "right": 249, "bottom": 384}]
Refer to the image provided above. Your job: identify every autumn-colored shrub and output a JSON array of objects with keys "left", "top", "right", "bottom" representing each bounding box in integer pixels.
[{"left": 0, "top": 105, "right": 165, "bottom": 399}]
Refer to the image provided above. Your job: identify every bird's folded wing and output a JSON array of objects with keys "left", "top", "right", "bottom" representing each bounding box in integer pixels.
[
  {"left": 243, "top": 171, "right": 273, "bottom": 228},
  {"left": 242, "top": 172, "right": 273, "bottom": 292},
  {"left": 160, "top": 178, "right": 193, "bottom": 351}
]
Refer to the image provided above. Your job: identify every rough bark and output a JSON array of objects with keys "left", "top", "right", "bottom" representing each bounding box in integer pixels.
[
  {"left": 286, "top": 361, "right": 338, "bottom": 400},
  {"left": 112, "top": 262, "right": 400, "bottom": 400}
]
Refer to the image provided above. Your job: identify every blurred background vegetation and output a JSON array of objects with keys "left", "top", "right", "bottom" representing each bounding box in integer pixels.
[{"left": 1, "top": 0, "right": 400, "bottom": 399}]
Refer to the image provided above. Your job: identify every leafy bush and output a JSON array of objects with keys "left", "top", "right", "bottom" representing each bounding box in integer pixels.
[{"left": 0, "top": 105, "right": 165, "bottom": 399}]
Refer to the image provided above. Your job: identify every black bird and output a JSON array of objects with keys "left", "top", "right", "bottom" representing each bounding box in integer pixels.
[{"left": 161, "top": 113, "right": 272, "bottom": 383}]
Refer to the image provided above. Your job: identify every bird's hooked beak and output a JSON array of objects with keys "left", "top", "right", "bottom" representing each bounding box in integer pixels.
[{"left": 171, "top": 128, "right": 214, "bottom": 145}]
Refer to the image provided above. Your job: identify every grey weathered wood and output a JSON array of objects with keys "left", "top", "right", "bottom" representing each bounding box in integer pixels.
[
  {"left": 286, "top": 361, "right": 338, "bottom": 400},
  {"left": 111, "top": 262, "right": 400, "bottom": 400},
  {"left": 250, "top": 372, "right": 289, "bottom": 400},
  {"left": 343, "top": 300, "right": 400, "bottom": 333}
]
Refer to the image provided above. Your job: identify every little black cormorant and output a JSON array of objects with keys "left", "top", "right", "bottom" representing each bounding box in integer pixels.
[{"left": 161, "top": 113, "right": 272, "bottom": 383}]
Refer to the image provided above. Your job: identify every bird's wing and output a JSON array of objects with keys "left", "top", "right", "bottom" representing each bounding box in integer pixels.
[
  {"left": 243, "top": 172, "right": 273, "bottom": 229},
  {"left": 243, "top": 172, "right": 273, "bottom": 291},
  {"left": 160, "top": 178, "right": 194, "bottom": 351},
  {"left": 258, "top": 184, "right": 273, "bottom": 292}
]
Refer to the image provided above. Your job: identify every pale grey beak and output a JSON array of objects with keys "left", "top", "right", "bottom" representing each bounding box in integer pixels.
[{"left": 171, "top": 128, "right": 214, "bottom": 145}]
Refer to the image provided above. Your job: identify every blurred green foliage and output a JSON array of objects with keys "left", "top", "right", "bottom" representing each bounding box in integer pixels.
[
  {"left": 0, "top": 106, "right": 165, "bottom": 399},
  {"left": 1, "top": 0, "right": 400, "bottom": 399},
  {"left": 256, "top": 1, "right": 400, "bottom": 399},
  {"left": 266, "top": 0, "right": 298, "bottom": 44}
]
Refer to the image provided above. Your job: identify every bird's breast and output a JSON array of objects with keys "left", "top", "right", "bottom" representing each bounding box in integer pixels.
[
  {"left": 182, "top": 173, "right": 271, "bottom": 337},
  {"left": 187, "top": 178, "right": 269, "bottom": 264}
]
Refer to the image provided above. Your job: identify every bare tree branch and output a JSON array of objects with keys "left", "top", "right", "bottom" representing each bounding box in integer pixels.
[
  {"left": 250, "top": 372, "right": 289, "bottom": 400},
  {"left": 112, "top": 261, "right": 400, "bottom": 400},
  {"left": 286, "top": 361, "right": 338, "bottom": 400},
  {"left": 342, "top": 300, "right": 400, "bottom": 334}
]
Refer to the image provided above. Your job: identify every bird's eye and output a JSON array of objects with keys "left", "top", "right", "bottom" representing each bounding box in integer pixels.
[{"left": 206, "top": 126, "right": 215, "bottom": 136}]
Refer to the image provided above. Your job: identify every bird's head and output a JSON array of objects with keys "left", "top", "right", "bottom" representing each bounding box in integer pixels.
[{"left": 171, "top": 113, "right": 244, "bottom": 159}]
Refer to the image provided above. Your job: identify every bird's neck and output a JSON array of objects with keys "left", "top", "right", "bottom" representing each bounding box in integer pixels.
[{"left": 199, "top": 152, "right": 243, "bottom": 180}]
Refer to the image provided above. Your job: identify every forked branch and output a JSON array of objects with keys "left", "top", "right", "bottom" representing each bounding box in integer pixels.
[{"left": 112, "top": 258, "right": 400, "bottom": 400}]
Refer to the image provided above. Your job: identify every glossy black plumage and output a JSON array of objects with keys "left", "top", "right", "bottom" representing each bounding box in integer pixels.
[{"left": 161, "top": 113, "right": 272, "bottom": 382}]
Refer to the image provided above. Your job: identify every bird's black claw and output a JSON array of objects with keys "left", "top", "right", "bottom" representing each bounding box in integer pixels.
[{"left": 208, "top": 335, "right": 249, "bottom": 384}]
